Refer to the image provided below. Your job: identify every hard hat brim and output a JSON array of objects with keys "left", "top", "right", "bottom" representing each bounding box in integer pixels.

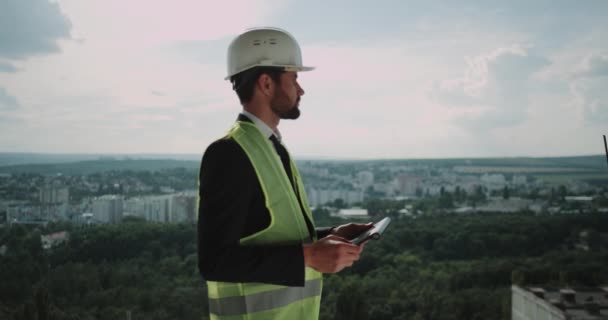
[{"left": 225, "top": 65, "right": 315, "bottom": 80}]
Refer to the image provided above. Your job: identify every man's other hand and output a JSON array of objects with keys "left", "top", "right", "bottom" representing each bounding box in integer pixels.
[{"left": 302, "top": 235, "right": 362, "bottom": 273}]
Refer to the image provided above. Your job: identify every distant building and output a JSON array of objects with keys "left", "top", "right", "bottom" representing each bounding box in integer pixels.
[
  {"left": 78, "top": 212, "right": 96, "bottom": 225},
  {"left": 172, "top": 193, "right": 197, "bottom": 223},
  {"left": 452, "top": 206, "right": 475, "bottom": 214},
  {"left": 512, "top": 285, "right": 608, "bottom": 320},
  {"left": 5, "top": 201, "right": 40, "bottom": 222},
  {"left": 124, "top": 192, "right": 197, "bottom": 223},
  {"left": 565, "top": 196, "right": 594, "bottom": 202},
  {"left": 41, "top": 231, "right": 70, "bottom": 250},
  {"left": 143, "top": 195, "right": 172, "bottom": 223},
  {"left": 529, "top": 202, "right": 547, "bottom": 214},
  {"left": 396, "top": 173, "right": 422, "bottom": 196},
  {"left": 39, "top": 185, "right": 69, "bottom": 204},
  {"left": 332, "top": 208, "right": 369, "bottom": 219},
  {"left": 512, "top": 175, "right": 528, "bottom": 185},
  {"left": 481, "top": 173, "right": 506, "bottom": 191},
  {"left": 124, "top": 197, "right": 146, "bottom": 218},
  {"left": 357, "top": 171, "right": 374, "bottom": 188},
  {"left": 306, "top": 188, "right": 364, "bottom": 207},
  {"left": 372, "top": 182, "right": 396, "bottom": 196},
  {"left": 92, "top": 195, "right": 123, "bottom": 224},
  {"left": 39, "top": 185, "right": 70, "bottom": 219}
]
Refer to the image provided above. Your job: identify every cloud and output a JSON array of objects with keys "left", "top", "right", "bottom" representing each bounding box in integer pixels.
[
  {"left": 0, "top": 0, "right": 72, "bottom": 59},
  {"left": 556, "top": 53, "right": 608, "bottom": 126},
  {"left": 0, "top": 88, "right": 19, "bottom": 109},
  {"left": 432, "top": 45, "right": 549, "bottom": 131},
  {"left": 574, "top": 53, "right": 608, "bottom": 78},
  {"left": 59, "top": 0, "right": 287, "bottom": 49},
  {"left": 0, "top": 61, "right": 17, "bottom": 72},
  {"left": 570, "top": 78, "right": 608, "bottom": 126}
]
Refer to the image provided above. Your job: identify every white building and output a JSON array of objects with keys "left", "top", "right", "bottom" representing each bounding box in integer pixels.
[
  {"left": 125, "top": 193, "right": 197, "bottom": 223},
  {"left": 172, "top": 193, "right": 197, "bottom": 223},
  {"left": 357, "top": 171, "right": 374, "bottom": 188},
  {"left": 565, "top": 196, "right": 594, "bottom": 202},
  {"left": 143, "top": 195, "right": 173, "bottom": 223},
  {"left": 124, "top": 197, "right": 146, "bottom": 218},
  {"left": 481, "top": 173, "right": 507, "bottom": 191},
  {"left": 372, "top": 182, "right": 397, "bottom": 196},
  {"left": 332, "top": 208, "right": 369, "bottom": 219},
  {"left": 396, "top": 173, "right": 422, "bottom": 196},
  {"left": 92, "top": 195, "right": 123, "bottom": 224},
  {"left": 512, "top": 285, "right": 608, "bottom": 320},
  {"left": 306, "top": 188, "right": 364, "bottom": 207},
  {"left": 41, "top": 231, "right": 69, "bottom": 250},
  {"left": 5, "top": 201, "right": 40, "bottom": 221},
  {"left": 39, "top": 185, "right": 69, "bottom": 204},
  {"left": 512, "top": 175, "right": 528, "bottom": 185},
  {"left": 38, "top": 185, "right": 70, "bottom": 219}
]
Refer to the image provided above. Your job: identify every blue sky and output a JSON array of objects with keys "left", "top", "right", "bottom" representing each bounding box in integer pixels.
[{"left": 0, "top": 0, "right": 607, "bottom": 159}]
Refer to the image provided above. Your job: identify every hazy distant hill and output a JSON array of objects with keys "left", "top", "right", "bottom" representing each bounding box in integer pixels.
[
  {"left": 0, "top": 159, "right": 200, "bottom": 175},
  {"left": 0, "top": 152, "right": 202, "bottom": 167},
  {"left": 307, "top": 155, "right": 608, "bottom": 171},
  {"left": 360, "top": 155, "right": 607, "bottom": 170},
  {"left": 0, "top": 153, "right": 605, "bottom": 176}
]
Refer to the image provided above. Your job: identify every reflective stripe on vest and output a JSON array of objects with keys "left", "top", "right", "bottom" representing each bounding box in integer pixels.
[
  {"left": 204, "top": 121, "right": 323, "bottom": 320},
  {"left": 208, "top": 278, "right": 322, "bottom": 316}
]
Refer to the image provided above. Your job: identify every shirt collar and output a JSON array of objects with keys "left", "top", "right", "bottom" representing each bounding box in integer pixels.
[{"left": 241, "top": 110, "right": 282, "bottom": 142}]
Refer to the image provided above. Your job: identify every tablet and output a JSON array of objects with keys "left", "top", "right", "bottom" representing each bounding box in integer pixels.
[{"left": 350, "top": 217, "right": 392, "bottom": 245}]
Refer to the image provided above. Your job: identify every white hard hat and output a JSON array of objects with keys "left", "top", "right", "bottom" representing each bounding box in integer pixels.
[{"left": 225, "top": 27, "right": 314, "bottom": 80}]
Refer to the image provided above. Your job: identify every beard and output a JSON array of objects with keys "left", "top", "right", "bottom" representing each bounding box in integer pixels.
[{"left": 270, "top": 87, "right": 301, "bottom": 120}]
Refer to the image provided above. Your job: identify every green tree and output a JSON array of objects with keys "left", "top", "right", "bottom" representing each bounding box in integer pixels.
[
  {"left": 332, "top": 198, "right": 346, "bottom": 209},
  {"left": 558, "top": 185, "right": 567, "bottom": 202},
  {"left": 334, "top": 281, "right": 369, "bottom": 320},
  {"left": 438, "top": 192, "right": 454, "bottom": 209},
  {"left": 34, "top": 286, "right": 49, "bottom": 320},
  {"left": 502, "top": 186, "right": 510, "bottom": 200}
]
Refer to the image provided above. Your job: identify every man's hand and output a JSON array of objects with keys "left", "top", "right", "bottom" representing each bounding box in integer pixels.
[
  {"left": 302, "top": 235, "right": 362, "bottom": 273},
  {"left": 332, "top": 222, "right": 373, "bottom": 241}
]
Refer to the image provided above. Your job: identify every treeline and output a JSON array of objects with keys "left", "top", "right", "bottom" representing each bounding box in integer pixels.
[
  {"left": 0, "top": 159, "right": 199, "bottom": 175},
  {"left": 321, "top": 212, "right": 608, "bottom": 320},
  {"left": 1, "top": 212, "right": 607, "bottom": 319},
  {"left": 0, "top": 222, "right": 205, "bottom": 320},
  {"left": 300, "top": 155, "right": 607, "bottom": 171}
]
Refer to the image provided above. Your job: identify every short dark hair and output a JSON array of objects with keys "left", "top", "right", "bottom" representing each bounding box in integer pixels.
[{"left": 230, "top": 67, "right": 284, "bottom": 104}]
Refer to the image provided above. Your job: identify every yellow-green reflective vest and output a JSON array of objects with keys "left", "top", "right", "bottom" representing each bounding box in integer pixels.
[{"left": 206, "top": 121, "right": 323, "bottom": 320}]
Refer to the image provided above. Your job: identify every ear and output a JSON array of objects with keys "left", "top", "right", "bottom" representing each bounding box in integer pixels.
[{"left": 256, "top": 74, "right": 275, "bottom": 97}]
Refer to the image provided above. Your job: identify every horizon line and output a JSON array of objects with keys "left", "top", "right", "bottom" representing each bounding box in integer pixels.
[{"left": 0, "top": 151, "right": 604, "bottom": 162}]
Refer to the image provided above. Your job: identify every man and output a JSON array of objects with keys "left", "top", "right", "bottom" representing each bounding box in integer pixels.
[{"left": 198, "top": 27, "right": 372, "bottom": 320}]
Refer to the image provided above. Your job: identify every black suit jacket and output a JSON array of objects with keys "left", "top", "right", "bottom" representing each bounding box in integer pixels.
[{"left": 197, "top": 115, "right": 331, "bottom": 286}]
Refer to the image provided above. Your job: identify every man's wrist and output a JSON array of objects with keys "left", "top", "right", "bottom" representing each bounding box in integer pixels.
[{"left": 302, "top": 244, "right": 313, "bottom": 267}]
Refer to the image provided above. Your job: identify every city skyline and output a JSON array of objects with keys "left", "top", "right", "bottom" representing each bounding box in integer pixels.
[{"left": 1, "top": 1, "right": 607, "bottom": 159}]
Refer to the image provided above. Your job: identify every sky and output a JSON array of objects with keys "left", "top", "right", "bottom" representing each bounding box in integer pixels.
[{"left": 0, "top": 0, "right": 607, "bottom": 159}]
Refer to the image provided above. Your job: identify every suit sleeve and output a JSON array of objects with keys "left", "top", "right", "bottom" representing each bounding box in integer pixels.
[{"left": 197, "top": 138, "right": 306, "bottom": 286}]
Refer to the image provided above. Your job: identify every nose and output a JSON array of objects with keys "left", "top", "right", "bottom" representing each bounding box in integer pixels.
[{"left": 297, "top": 83, "right": 305, "bottom": 96}]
